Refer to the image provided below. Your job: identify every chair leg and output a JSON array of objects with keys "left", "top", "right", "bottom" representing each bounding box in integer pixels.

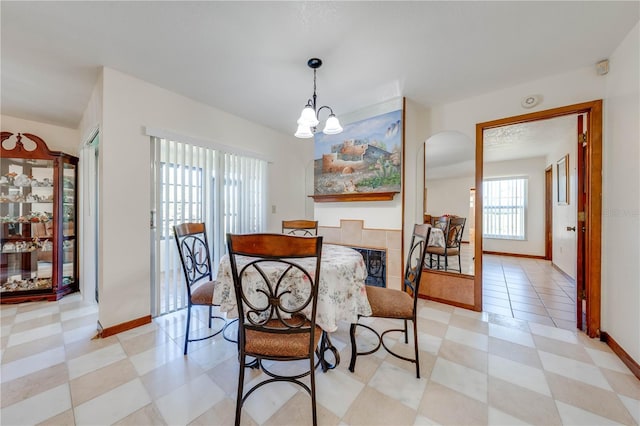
[
  {"left": 413, "top": 319, "right": 420, "bottom": 379},
  {"left": 310, "top": 356, "right": 318, "bottom": 426},
  {"left": 235, "top": 353, "right": 245, "bottom": 426},
  {"left": 458, "top": 252, "right": 462, "bottom": 273},
  {"left": 403, "top": 319, "right": 408, "bottom": 344},
  {"left": 348, "top": 323, "right": 358, "bottom": 373},
  {"left": 208, "top": 305, "right": 212, "bottom": 328},
  {"left": 184, "top": 305, "right": 191, "bottom": 355}
]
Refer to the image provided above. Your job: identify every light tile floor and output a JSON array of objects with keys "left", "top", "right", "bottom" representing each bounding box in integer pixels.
[
  {"left": 482, "top": 254, "right": 578, "bottom": 330},
  {"left": 1, "top": 291, "right": 638, "bottom": 425}
]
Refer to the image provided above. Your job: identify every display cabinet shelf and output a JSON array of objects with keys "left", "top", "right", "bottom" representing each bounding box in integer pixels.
[{"left": 0, "top": 132, "right": 78, "bottom": 303}]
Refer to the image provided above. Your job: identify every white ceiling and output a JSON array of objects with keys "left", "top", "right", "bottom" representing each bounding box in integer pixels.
[
  {"left": 425, "top": 114, "right": 578, "bottom": 180},
  {"left": 1, "top": 1, "right": 638, "bottom": 136},
  {"left": 483, "top": 114, "right": 578, "bottom": 162}
]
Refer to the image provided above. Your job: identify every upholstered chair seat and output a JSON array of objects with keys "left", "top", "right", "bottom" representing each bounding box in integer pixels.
[{"left": 366, "top": 286, "right": 414, "bottom": 319}]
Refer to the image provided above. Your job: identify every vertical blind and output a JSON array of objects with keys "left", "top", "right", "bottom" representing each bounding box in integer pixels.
[
  {"left": 150, "top": 136, "right": 267, "bottom": 316},
  {"left": 483, "top": 177, "right": 527, "bottom": 240}
]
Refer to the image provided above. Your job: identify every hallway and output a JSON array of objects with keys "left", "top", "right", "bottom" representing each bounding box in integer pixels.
[{"left": 482, "top": 254, "right": 577, "bottom": 330}]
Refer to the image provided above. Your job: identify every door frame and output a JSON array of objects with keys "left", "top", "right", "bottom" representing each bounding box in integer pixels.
[
  {"left": 545, "top": 166, "right": 553, "bottom": 261},
  {"left": 475, "top": 100, "right": 602, "bottom": 337}
]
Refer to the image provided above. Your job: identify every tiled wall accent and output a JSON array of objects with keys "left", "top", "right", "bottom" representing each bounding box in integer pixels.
[{"left": 318, "top": 219, "right": 403, "bottom": 290}]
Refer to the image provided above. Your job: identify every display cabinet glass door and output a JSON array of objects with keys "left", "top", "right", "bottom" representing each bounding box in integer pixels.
[
  {"left": 0, "top": 158, "right": 55, "bottom": 293},
  {"left": 61, "top": 162, "right": 76, "bottom": 287}
]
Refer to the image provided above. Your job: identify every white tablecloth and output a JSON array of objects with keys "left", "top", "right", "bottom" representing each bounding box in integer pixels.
[{"left": 214, "top": 244, "right": 372, "bottom": 332}]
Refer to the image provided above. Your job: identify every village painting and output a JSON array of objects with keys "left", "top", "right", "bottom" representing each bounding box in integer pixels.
[{"left": 313, "top": 109, "right": 402, "bottom": 196}]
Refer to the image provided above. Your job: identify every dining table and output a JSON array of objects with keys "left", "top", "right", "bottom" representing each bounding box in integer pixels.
[{"left": 214, "top": 243, "right": 372, "bottom": 370}]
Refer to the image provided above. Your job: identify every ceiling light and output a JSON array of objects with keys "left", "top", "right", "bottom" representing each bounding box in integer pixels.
[{"left": 294, "top": 58, "right": 343, "bottom": 139}]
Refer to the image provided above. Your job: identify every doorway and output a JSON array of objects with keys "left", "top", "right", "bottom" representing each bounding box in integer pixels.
[
  {"left": 545, "top": 166, "right": 553, "bottom": 260},
  {"left": 80, "top": 130, "right": 100, "bottom": 303},
  {"left": 475, "top": 100, "right": 602, "bottom": 337}
]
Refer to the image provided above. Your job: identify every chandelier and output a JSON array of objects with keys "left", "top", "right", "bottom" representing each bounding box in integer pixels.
[{"left": 294, "top": 58, "right": 343, "bottom": 138}]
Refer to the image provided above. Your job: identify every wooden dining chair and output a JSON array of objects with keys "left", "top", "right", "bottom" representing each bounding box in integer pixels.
[
  {"left": 282, "top": 219, "right": 318, "bottom": 236},
  {"left": 173, "top": 223, "right": 226, "bottom": 355},
  {"left": 227, "top": 233, "right": 324, "bottom": 426},
  {"left": 427, "top": 216, "right": 466, "bottom": 273},
  {"left": 348, "top": 224, "right": 431, "bottom": 378}
]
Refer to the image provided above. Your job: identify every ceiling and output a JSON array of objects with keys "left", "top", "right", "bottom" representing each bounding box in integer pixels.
[
  {"left": 1, "top": 2, "right": 638, "bottom": 136},
  {"left": 425, "top": 114, "right": 578, "bottom": 180}
]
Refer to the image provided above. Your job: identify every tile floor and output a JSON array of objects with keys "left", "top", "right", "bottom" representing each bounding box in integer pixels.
[
  {"left": 1, "top": 291, "right": 638, "bottom": 425},
  {"left": 482, "top": 254, "right": 578, "bottom": 330}
]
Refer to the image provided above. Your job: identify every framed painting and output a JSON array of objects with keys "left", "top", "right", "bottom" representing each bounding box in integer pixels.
[
  {"left": 311, "top": 109, "right": 403, "bottom": 202},
  {"left": 557, "top": 154, "right": 569, "bottom": 205}
]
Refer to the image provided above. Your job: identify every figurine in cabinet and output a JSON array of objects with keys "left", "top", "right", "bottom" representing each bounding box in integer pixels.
[{"left": 0, "top": 132, "right": 79, "bottom": 303}]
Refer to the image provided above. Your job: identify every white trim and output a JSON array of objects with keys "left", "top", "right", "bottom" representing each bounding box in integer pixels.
[{"left": 143, "top": 126, "right": 273, "bottom": 163}]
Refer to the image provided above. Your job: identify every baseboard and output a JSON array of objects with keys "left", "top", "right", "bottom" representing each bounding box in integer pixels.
[
  {"left": 418, "top": 293, "right": 478, "bottom": 311},
  {"left": 482, "top": 250, "right": 546, "bottom": 260},
  {"left": 97, "top": 315, "right": 152, "bottom": 338},
  {"left": 600, "top": 331, "right": 640, "bottom": 380},
  {"left": 551, "top": 263, "right": 574, "bottom": 281}
]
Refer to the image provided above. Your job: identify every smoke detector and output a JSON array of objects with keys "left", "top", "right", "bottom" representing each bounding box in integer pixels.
[{"left": 521, "top": 95, "right": 541, "bottom": 109}]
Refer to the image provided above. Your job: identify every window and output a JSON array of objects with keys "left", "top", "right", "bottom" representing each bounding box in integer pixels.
[
  {"left": 483, "top": 177, "right": 527, "bottom": 240},
  {"left": 150, "top": 137, "right": 267, "bottom": 315},
  {"left": 159, "top": 162, "right": 203, "bottom": 239}
]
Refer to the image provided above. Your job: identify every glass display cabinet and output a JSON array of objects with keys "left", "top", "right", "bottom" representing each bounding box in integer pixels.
[{"left": 0, "top": 132, "right": 78, "bottom": 303}]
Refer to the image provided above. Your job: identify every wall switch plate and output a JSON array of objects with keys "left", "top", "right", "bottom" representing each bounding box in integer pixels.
[{"left": 596, "top": 59, "right": 609, "bottom": 75}]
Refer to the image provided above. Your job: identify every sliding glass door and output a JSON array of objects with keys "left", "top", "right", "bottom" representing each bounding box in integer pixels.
[{"left": 150, "top": 137, "right": 266, "bottom": 316}]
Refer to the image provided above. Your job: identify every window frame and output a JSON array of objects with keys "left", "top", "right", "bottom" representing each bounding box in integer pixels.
[{"left": 482, "top": 176, "right": 528, "bottom": 241}]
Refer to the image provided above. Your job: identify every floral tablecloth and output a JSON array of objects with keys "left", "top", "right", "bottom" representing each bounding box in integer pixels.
[
  {"left": 428, "top": 226, "right": 446, "bottom": 248},
  {"left": 214, "top": 244, "right": 372, "bottom": 332}
]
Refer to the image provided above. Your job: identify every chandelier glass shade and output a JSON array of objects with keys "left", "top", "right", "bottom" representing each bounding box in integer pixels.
[{"left": 294, "top": 58, "right": 343, "bottom": 139}]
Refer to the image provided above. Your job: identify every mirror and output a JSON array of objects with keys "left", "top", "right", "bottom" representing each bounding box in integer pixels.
[{"left": 424, "top": 131, "right": 475, "bottom": 276}]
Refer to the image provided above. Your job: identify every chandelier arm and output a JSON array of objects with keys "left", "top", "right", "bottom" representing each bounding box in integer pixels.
[
  {"left": 315, "top": 105, "right": 335, "bottom": 119},
  {"left": 294, "top": 57, "right": 342, "bottom": 138}
]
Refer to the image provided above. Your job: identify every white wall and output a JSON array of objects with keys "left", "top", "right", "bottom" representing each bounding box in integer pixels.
[
  {"left": 425, "top": 22, "right": 639, "bottom": 364},
  {"left": 404, "top": 99, "right": 431, "bottom": 246},
  {"left": 602, "top": 22, "right": 640, "bottom": 363},
  {"left": 1, "top": 115, "right": 80, "bottom": 155},
  {"left": 426, "top": 67, "right": 606, "bottom": 262},
  {"left": 546, "top": 119, "right": 578, "bottom": 278},
  {"left": 428, "top": 66, "right": 605, "bottom": 140},
  {"left": 86, "top": 67, "right": 308, "bottom": 330},
  {"left": 425, "top": 175, "right": 474, "bottom": 241},
  {"left": 483, "top": 157, "right": 546, "bottom": 256}
]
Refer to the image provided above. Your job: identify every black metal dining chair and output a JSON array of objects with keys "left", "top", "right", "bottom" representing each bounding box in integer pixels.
[
  {"left": 282, "top": 219, "right": 318, "bottom": 236},
  {"left": 227, "top": 232, "right": 324, "bottom": 426},
  {"left": 427, "top": 216, "right": 466, "bottom": 272},
  {"left": 173, "top": 222, "right": 227, "bottom": 355},
  {"left": 348, "top": 223, "right": 431, "bottom": 378}
]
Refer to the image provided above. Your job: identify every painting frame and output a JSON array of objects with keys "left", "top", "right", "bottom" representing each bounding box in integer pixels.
[
  {"left": 311, "top": 108, "right": 403, "bottom": 202},
  {"left": 557, "top": 154, "right": 569, "bottom": 205}
]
